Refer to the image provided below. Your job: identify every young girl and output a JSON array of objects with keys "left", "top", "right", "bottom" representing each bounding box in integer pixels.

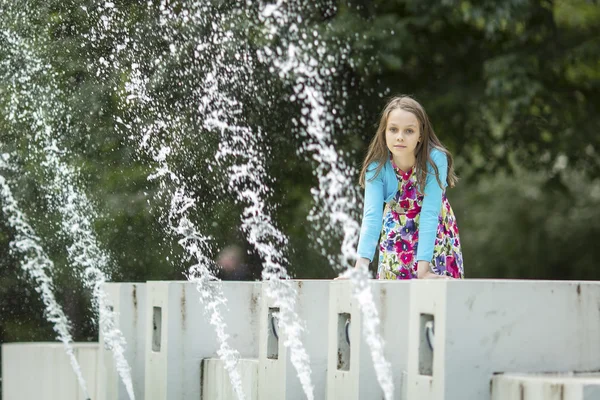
[{"left": 355, "top": 96, "right": 464, "bottom": 279}]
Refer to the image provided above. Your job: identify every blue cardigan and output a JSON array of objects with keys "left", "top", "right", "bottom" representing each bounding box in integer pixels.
[{"left": 357, "top": 148, "right": 448, "bottom": 263}]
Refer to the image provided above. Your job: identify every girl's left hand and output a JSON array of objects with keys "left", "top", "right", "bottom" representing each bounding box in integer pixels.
[
  {"left": 416, "top": 261, "right": 453, "bottom": 279},
  {"left": 419, "top": 271, "right": 452, "bottom": 280}
]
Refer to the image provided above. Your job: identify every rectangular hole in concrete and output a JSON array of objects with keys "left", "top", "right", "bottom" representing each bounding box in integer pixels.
[
  {"left": 103, "top": 306, "right": 115, "bottom": 350},
  {"left": 267, "top": 307, "right": 279, "bottom": 360},
  {"left": 337, "top": 313, "right": 351, "bottom": 371},
  {"left": 199, "top": 359, "right": 207, "bottom": 398},
  {"left": 152, "top": 306, "right": 162, "bottom": 352},
  {"left": 419, "top": 313, "right": 434, "bottom": 376}
]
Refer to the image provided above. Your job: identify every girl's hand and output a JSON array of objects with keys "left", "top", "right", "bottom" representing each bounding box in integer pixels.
[
  {"left": 419, "top": 270, "right": 452, "bottom": 280},
  {"left": 354, "top": 257, "right": 370, "bottom": 270},
  {"left": 417, "top": 260, "right": 453, "bottom": 279},
  {"left": 334, "top": 257, "right": 370, "bottom": 280}
]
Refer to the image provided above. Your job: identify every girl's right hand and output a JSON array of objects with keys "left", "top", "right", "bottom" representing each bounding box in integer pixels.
[
  {"left": 334, "top": 257, "right": 370, "bottom": 280},
  {"left": 354, "top": 257, "right": 371, "bottom": 270}
]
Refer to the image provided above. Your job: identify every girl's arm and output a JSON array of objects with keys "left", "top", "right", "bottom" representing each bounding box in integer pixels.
[
  {"left": 356, "top": 163, "right": 385, "bottom": 267},
  {"left": 416, "top": 150, "right": 447, "bottom": 278}
]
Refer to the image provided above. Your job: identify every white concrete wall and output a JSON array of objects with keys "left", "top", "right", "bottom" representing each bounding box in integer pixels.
[
  {"left": 144, "top": 281, "right": 262, "bottom": 400},
  {"left": 6, "top": 279, "right": 600, "bottom": 400},
  {"left": 257, "top": 279, "right": 330, "bottom": 400},
  {"left": 96, "top": 282, "right": 146, "bottom": 400},
  {"left": 491, "top": 373, "right": 600, "bottom": 400},
  {"left": 201, "top": 358, "right": 258, "bottom": 400},
  {"left": 405, "top": 280, "right": 600, "bottom": 400},
  {"left": 326, "top": 280, "right": 411, "bottom": 400},
  {"left": 1, "top": 342, "right": 98, "bottom": 400}
]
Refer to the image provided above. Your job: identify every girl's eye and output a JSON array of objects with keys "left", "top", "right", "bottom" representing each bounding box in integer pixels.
[
  {"left": 389, "top": 127, "right": 397, "bottom": 133},
  {"left": 406, "top": 129, "right": 413, "bottom": 134}
]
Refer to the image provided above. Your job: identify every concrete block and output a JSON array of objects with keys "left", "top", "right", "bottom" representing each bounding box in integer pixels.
[
  {"left": 96, "top": 282, "right": 146, "bottom": 400},
  {"left": 201, "top": 358, "right": 258, "bottom": 399},
  {"left": 491, "top": 372, "right": 600, "bottom": 400},
  {"left": 144, "top": 281, "right": 262, "bottom": 400},
  {"left": 405, "top": 280, "right": 600, "bottom": 400},
  {"left": 1, "top": 342, "right": 98, "bottom": 400},
  {"left": 326, "top": 280, "right": 411, "bottom": 400},
  {"left": 257, "top": 279, "right": 330, "bottom": 400}
]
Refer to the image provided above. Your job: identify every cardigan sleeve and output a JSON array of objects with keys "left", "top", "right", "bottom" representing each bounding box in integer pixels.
[
  {"left": 416, "top": 150, "right": 448, "bottom": 262},
  {"left": 356, "top": 163, "right": 385, "bottom": 262}
]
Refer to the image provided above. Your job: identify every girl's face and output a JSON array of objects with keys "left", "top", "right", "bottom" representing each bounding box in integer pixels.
[{"left": 385, "top": 108, "right": 421, "bottom": 160}]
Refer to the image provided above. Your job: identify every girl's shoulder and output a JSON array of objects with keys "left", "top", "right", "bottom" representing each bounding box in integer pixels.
[
  {"left": 427, "top": 148, "right": 449, "bottom": 172},
  {"left": 365, "top": 158, "right": 393, "bottom": 181},
  {"left": 366, "top": 158, "right": 391, "bottom": 171},
  {"left": 429, "top": 147, "right": 447, "bottom": 163}
]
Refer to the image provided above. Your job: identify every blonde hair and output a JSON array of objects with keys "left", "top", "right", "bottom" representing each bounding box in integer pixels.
[{"left": 359, "top": 95, "right": 458, "bottom": 192}]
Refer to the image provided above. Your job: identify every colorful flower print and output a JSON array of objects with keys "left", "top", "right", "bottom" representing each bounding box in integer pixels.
[
  {"left": 377, "top": 156, "right": 464, "bottom": 280},
  {"left": 403, "top": 181, "right": 417, "bottom": 199}
]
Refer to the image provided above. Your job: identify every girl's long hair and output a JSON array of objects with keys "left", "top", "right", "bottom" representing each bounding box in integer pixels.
[{"left": 359, "top": 95, "right": 458, "bottom": 192}]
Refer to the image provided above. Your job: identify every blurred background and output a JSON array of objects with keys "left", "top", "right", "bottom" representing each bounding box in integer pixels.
[{"left": 0, "top": 0, "right": 599, "bottom": 385}]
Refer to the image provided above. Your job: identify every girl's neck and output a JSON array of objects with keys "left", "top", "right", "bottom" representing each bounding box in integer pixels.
[{"left": 392, "top": 154, "right": 416, "bottom": 173}]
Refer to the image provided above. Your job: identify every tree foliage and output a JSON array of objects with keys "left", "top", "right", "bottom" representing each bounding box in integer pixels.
[{"left": 0, "top": 0, "right": 598, "bottom": 358}]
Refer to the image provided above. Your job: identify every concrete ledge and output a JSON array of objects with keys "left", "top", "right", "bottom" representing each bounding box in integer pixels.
[
  {"left": 258, "top": 279, "right": 330, "bottom": 399},
  {"left": 1, "top": 342, "right": 99, "bottom": 400},
  {"left": 144, "top": 281, "right": 262, "bottom": 400},
  {"left": 326, "top": 280, "right": 411, "bottom": 400},
  {"left": 201, "top": 358, "right": 258, "bottom": 400},
  {"left": 97, "top": 282, "right": 146, "bottom": 400},
  {"left": 491, "top": 372, "right": 600, "bottom": 400},
  {"left": 406, "top": 279, "right": 600, "bottom": 400},
  {"left": 6, "top": 279, "right": 600, "bottom": 400}
]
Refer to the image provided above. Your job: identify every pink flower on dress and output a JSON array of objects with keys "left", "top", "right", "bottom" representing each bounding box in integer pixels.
[
  {"left": 399, "top": 251, "right": 414, "bottom": 265},
  {"left": 396, "top": 266, "right": 412, "bottom": 280},
  {"left": 403, "top": 181, "right": 417, "bottom": 199},
  {"left": 407, "top": 203, "right": 421, "bottom": 219},
  {"left": 446, "top": 255, "right": 459, "bottom": 278},
  {"left": 399, "top": 199, "right": 410, "bottom": 210},
  {"left": 397, "top": 167, "right": 412, "bottom": 182},
  {"left": 394, "top": 238, "right": 413, "bottom": 254}
]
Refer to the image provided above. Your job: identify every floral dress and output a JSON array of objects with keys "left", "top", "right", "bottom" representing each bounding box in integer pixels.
[{"left": 377, "top": 160, "right": 464, "bottom": 279}]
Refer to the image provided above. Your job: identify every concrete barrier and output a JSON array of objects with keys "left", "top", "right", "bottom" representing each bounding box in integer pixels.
[
  {"left": 201, "top": 358, "right": 258, "bottom": 399},
  {"left": 6, "top": 279, "right": 600, "bottom": 400},
  {"left": 1, "top": 342, "right": 98, "bottom": 400},
  {"left": 144, "top": 281, "right": 262, "bottom": 400},
  {"left": 257, "top": 279, "right": 330, "bottom": 399},
  {"left": 491, "top": 372, "right": 600, "bottom": 400},
  {"left": 96, "top": 282, "right": 146, "bottom": 400},
  {"left": 326, "top": 280, "right": 411, "bottom": 400},
  {"left": 405, "top": 280, "right": 600, "bottom": 400}
]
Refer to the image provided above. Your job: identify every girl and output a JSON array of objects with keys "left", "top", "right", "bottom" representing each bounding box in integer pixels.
[{"left": 355, "top": 95, "right": 464, "bottom": 279}]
